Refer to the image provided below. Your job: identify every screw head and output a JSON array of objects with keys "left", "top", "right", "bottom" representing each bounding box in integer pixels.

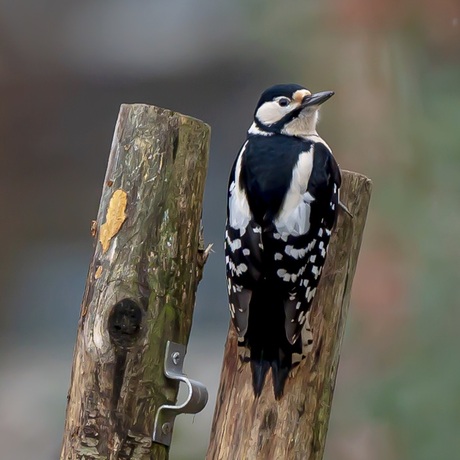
[
  {"left": 162, "top": 422, "right": 171, "bottom": 435},
  {"left": 171, "top": 351, "right": 181, "bottom": 365}
]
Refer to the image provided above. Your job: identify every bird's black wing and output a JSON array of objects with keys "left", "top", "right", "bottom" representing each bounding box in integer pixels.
[
  {"left": 225, "top": 142, "right": 264, "bottom": 337},
  {"left": 265, "top": 142, "right": 341, "bottom": 349}
]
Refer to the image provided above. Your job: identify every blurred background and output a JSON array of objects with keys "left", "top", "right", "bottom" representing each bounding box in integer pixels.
[{"left": 1, "top": 1, "right": 459, "bottom": 459}]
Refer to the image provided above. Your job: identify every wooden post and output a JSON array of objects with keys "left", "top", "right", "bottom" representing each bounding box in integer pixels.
[
  {"left": 206, "top": 171, "right": 372, "bottom": 460},
  {"left": 60, "top": 105, "right": 210, "bottom": 460}
]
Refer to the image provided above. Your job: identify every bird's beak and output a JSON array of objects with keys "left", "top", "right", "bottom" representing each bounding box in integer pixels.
[{"left": 301, "top": 91, "right": 334, "bottom": 108}]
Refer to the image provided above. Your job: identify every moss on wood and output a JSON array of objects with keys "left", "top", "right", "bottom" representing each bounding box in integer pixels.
[{"left": 61, "top": 105, "right": 210, "bottom": 460}]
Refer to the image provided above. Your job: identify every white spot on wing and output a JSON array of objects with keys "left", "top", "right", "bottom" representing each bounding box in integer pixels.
[
  {"left": 229, "top": 238, "right": 242, "bottom": 251},
  {"left": 298, "top": 311, "right": 306, "bottom": 325},
  {"left": 277, "top": 268, "right": 297, "bottom": 282},
  {"left": 307, "top": 239, "right": 316, "bottom": 251},
  {"left": 242, "top": 248, "right": 250, "bottom": 256},
  {"left": 235, "top": 263, "right": 248, "bottom": 276},
  {"left": 285, "top": 245, "right": 307, "bottom": 259}
]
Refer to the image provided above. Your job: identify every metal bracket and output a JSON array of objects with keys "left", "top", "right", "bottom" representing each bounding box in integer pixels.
[{"left": 152, "top": 341, "right": 208, "bottom": 446}]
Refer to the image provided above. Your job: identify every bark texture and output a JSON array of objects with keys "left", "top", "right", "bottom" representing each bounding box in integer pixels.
[
  {"left": 206, "top": 171, "right": 372, "bottom": 460},
  {"left": 61, "top": 104, "right": 210, "bottom": 460}
]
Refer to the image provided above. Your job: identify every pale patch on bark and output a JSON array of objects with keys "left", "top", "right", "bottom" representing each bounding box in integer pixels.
[{"left": 99, "top": 189, "right": 127, "bottom": 253}]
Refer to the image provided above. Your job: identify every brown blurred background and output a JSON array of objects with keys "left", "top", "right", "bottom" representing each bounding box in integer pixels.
[{"left": 1, "top": 1, "right": 459, "bottom": 459}]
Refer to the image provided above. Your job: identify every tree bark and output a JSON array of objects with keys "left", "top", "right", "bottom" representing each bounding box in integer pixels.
[
  {"left": 206, "top": 171, "right": 372, "bottom": 460},
  {"left": 60, "top": 104, "right": 210, "bottom": 460}
]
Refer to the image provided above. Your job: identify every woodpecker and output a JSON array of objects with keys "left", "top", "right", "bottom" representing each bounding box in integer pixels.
[{"left": 225, "top": 83, "right": 343, "bottom": 399}]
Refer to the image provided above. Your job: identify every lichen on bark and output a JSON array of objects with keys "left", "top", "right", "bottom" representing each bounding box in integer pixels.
[{"left": 61, "top": 104, "right": 210, "bottom": 460}]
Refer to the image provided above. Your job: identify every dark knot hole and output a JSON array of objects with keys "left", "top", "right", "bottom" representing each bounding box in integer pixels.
[{"left": 108, "top": 298, "right": 142, "bottom": 348}]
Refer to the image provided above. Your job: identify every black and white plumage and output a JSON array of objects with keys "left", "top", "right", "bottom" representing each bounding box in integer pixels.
[{"left": 225, "top": 83, "right": 342, "bottom": 399}]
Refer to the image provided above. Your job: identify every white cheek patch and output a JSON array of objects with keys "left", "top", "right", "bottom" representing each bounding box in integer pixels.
[{"left": 256, "top": 101, "right": 291, "bottom": 125}]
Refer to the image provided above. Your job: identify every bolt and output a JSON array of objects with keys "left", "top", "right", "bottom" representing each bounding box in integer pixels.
[
  {"left": 162, "top": 422, "right": 171, "bottom": 435},
  {"left": 171, "top": 351, "right": 181, "bottom": 365}
]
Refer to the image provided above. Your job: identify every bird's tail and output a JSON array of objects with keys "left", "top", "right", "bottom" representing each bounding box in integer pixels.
[
  {"left": 245, "top": 280, "right": 298, "bottom": 399},
  {"left": 250, "top": 347, "right": 292, "bottom": 400}
]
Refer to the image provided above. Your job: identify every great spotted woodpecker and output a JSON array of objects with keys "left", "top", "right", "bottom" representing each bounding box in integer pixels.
[{"left": 225, "top": 83, "right": 343, "bottom": 399}]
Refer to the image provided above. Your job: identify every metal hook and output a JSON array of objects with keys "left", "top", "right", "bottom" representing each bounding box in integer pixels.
[{"left": 152, "top": 341, "right": 208, "bottom": 446}]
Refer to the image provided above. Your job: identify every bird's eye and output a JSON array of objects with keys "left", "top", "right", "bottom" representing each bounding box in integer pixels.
[{"left": 278, "top": 98, "right": 290, "bottom": 107}]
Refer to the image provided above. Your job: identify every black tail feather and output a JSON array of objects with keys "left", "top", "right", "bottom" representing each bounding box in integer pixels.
[
  {"left": 251, "top": 359, "right": 270, "bottom": 397},
  {"left": 249, "top": 352, "right": 292, "bottom": 399},
  {"left": 271, "top": 354, "right": 291, "bottom": 399}
]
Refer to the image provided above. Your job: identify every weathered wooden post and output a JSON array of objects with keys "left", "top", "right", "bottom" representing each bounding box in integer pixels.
[
  {"left": 207, "top": 171, "right": 371, "bottom": 460},
  {"left": 61, "top": 104, "right": 210, "bottom": 460}
]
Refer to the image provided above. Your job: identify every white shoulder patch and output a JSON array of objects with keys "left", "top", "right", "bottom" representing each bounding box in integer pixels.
[
  {"left": 228, "top": 141, "right": 252, "bottom": 229},
  {"left": 274, "top": 146, "right": 314, "bottom": 236}
]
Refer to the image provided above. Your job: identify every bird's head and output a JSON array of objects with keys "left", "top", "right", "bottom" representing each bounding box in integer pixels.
[{"left": 250, "top": 84, "right": 334, "bottom": 137}]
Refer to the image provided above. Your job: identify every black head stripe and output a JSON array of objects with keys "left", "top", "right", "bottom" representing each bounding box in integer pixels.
[{"left": 254, "top": 106, "right": 304, "bottom": 134}]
